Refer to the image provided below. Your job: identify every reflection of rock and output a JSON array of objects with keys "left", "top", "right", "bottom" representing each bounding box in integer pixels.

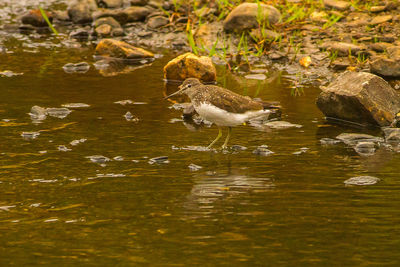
[
  {"left": 184, "top": 173, "right": 274, "bottom": 214},
  {"left": 94, "top": 58, "right": 152, "bottom": 77},
  {"left": 95, "top": 39, "right": 154, "bottom": 60},
  {"left": 21, "top": 9, "right": 53, "bottom": 27},
  {"left": 316, "top": 71, "right": 400, "bottom": 127},
  {"left": 68, "top": 0, "right": 98, "bottom": 24},
  {"left": 223, "top": 3, "right": 281, "bottom": 32},
  {"left": 163, "top": 52, "right": 216, "bottom": 82}
]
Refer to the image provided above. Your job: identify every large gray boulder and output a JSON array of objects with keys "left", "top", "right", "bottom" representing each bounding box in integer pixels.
[
  {"left": 316, "top": 71, "right": 400, "bottom": 126},
  {"left": 223, "top": 3, "right": 281, "bottom": 32}
]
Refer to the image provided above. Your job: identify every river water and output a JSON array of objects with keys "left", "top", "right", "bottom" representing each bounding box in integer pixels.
[{"left": 0, "top": 9, "right": 400, "bottom": 267}]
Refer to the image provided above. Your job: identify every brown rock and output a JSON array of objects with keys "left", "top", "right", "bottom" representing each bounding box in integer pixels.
[
  {"left": 93, "top": 9, "right": 129, "bottom": 25},
  {"left": 370, "top": 15, "right": 392, "bottom": 25},
  {"left": 370, "top": 6, "right": 386, "bottom": 12},
  {"left": 68, "top": 0, "right": 98, "bottom": 24},
  {"left": 21, "top": 9, "right": 53, "bottom": 27},
  {"left": 369, "top": 42, "right": 393, "bottom": 52},
  {"left": 147, "top": 16, "right": 169, "bottom": 28},
  {"left": 97, "top": 0, "right": 123, "bottom": 9},
  {"left": 124, "top": 6, "right": 151, "bottom": 22},
  {"left": 95, "top": 24, "right": 112, "bottom": 36},
  {"left": 316, "top": 71, "right": 400, "bottom": 126},
  {"left": 95, "top": 39, "right": 154, "bottom": 59},
  {"left": 131, "top": 0, "right": 148, "bottom": 6},
  {"left": 163, "top": 52, "right": 216, "bottom": 82},
  {"left": 223, "top": 3, "right": 281, "bottom": 32},
  {"left": 322, "top": 41, "right": 366, "bottom": 56},
  {"left": 323, "top": 0, "right": 350, "bottom": 10}
]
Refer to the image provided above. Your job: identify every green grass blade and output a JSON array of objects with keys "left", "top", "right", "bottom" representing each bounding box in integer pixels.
[{"left": 39, "top": 7, "right": 58, "bottom": 35}]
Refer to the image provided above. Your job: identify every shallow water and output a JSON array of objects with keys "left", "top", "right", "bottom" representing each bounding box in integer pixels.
[{"left": 0, "top": 37, "right": 400, "bottom": 266}]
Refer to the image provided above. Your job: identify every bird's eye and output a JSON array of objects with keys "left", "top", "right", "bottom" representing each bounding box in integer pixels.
[{"left": 187, "top": 84, "right": 192, "bottom": 88}]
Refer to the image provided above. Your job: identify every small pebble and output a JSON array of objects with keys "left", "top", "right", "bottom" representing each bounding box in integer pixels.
[
  {"left": 57, "top": 145, "right": 71, "bottom": 152},
  {"left": 86, "top": 155, "right": 111, "bottom": 164},
  {"left": 148, "top": 156, "right": 169, "bottom": 164},
  {"left": 21, "top": 131, "right": 40, "bottom": 140},
  {"left": 188, "top": 163, "right": 202, "bottom": 171}
]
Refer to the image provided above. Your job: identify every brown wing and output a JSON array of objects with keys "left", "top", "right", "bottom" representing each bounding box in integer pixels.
[{"left": 207, "top": 86, "right": 263, "bottom": 114}]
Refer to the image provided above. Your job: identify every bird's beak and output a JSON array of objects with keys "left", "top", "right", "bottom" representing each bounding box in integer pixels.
[{"left": 164, "top": 85, "right": 184, "bottom": 100}]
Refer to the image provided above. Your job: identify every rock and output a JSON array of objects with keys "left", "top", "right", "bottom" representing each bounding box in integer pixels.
[
  {"left": 321, "top": 41, "right": 366, "bottom": 56},
  {"left": 58, "top": 145, "right": 72, "bottom": 152},
  {"left": 21, "top": 132, "right": 40, "bottom": 140},
  {"left": 46, "top": 108, "right": 72, "bottom": 119},
  {"left": 70, "top": 138, "right": 87, "bottom": 145},
  {"left": 93, "top": 9, "right": 129, "bottom": 24},
  {"left": 369, "top": 42, "right": 393, "bottom": 52},
  {"left": 252, "top": 145, "right": 274, "bottom": 156},
  {"left": 383, "top": 127, "right": 400, "bottom": 142},
  {"left": 188, "top": 163, "right": 202, "bottom": 171},
  {"left": 323, "top": 0, "right": 350, "bottom": 10},
  {"left": 370, "top": 15, "right": 392, "bottom": 25},
  {"left": 370, "top": 47, "right": 400, "bottom": 77},
  {"left": 223, "top": 3, "right": 281, "bottom": 32},
  {"left": 163, "top": 52, "right": 216, "bottom": 82},
  {"left": 97, "top": 0, "right": 123, "bottom": 9},
  {"left": 264, "top": 121, "right": 302, "bottom": 129},
  {"left": 354, "top": 141, "right": 376, "bottom": 156},
  {"left": 94, "top": 16, "right": 123, "bottom": 36},
  {"left": 95, "top": 24, "right": 112, "bottom": 35},
  {"left": 124, "top": 6, "right": 151, "bottom": 22},
  {"left": 320, "top": 137, "right": 341, "bottom": 145},
  {"left": 370, "top": 6, "right": 386, "bottom": 13},
  {"left": 86, "top": 155, "right": 111, "bottom": 163},
  {"left": 344, "top": 176, "right": 380, "bottom": 186},
  {"left": 21, "top": 9, "right": 53, "bottom": 27},
  {"left": 370, "top": 57, "right": 400, "bottom": 77},
  {"left": 131, "top": 0, "right": 148, "bottom": 6},
  {"left": 69, "top": 28, "right": 90, "bottom": 40},
  {"left": 147, "top": 15, "right": 169, "bottom": 28},
  {"left": 68, "top": 0, "right": 98, "bottom": 24},
  {"left": 95, "top": 39, "right": 154, "bottom": 60},
  {"left": 316, "top": 71, "right": 400, "bottom": 127},
  {"left": 231, "top": 145, "right": 247, "bottom": 151},
  {"left": 124, "top": 111, "right": 139, "bottom": 122},
  {"left": 29, "top": 105, "right": 47, "bottom": 121},
  {"left": 148, "top": 156, "right": 169, "bottom": 164},
  {"left": 336, "top": 133, "right": 384, "bottom": 146}
]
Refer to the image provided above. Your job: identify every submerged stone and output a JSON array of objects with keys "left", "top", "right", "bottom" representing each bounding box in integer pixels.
[
  {"left": 70, "top": 138, "right": 87, "bottom": 146},
  {"left": 124, "top": 111, "right": 139, "bottom": 122},
  {"left": 383, "top": 128, "right": 400, "bottom": 142},
  {"left": 58, "top": 145, "right": 72, "bottom": 152},
  {"left": 253, "top": 145, "right": 274, "bottom": 156},
  {"left": 320, "top": 138, "right": 341, "bottom": 145},
  {"left": 29, "top": 105, "right": 47, "bottom": 121},
  {"left": 148, "top": 156, "right": 169, "bottom": 164},
  {"left": 62, "top": 103, "right": 90, "bottom": 108},
  {"left": 244, "top": 74, "right": 266, "bottom": 80},
  {"left": 86, "top": 155, "right": 111, "bottom": 164},
  {"left": 336, "top": 133, "right": 383, "bottom": 146},
  {"left": 344, "top": 176, "right": 380, "bottom": 185},
  {"left": 188, "top": 163, "right": 202, "bottom": 171},
  {"left": 21, "top": 131, "right": 40, "bottom": 140},
  {"left": 264, "top": 121, "right": 302, "bottom": 129},
  {"left": 46, "top": 108, "right": 72, "bottom": 119}
]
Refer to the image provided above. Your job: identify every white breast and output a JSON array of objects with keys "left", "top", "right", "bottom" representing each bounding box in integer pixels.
[{"left": 194, "top": 102, "right": 270, "bottom": 127}]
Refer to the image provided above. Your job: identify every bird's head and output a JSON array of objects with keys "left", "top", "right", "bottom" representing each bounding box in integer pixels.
[{"left": 164, "top": 78, "right": 202, "bottom": 99}]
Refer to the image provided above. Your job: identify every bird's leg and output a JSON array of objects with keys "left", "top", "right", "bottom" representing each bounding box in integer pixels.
[
  {"left": 207, "top": 126, "right": 223, "bottom": 149},
  {"left": 221, "top": 127, "right": 231, "bottom": 149}
]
